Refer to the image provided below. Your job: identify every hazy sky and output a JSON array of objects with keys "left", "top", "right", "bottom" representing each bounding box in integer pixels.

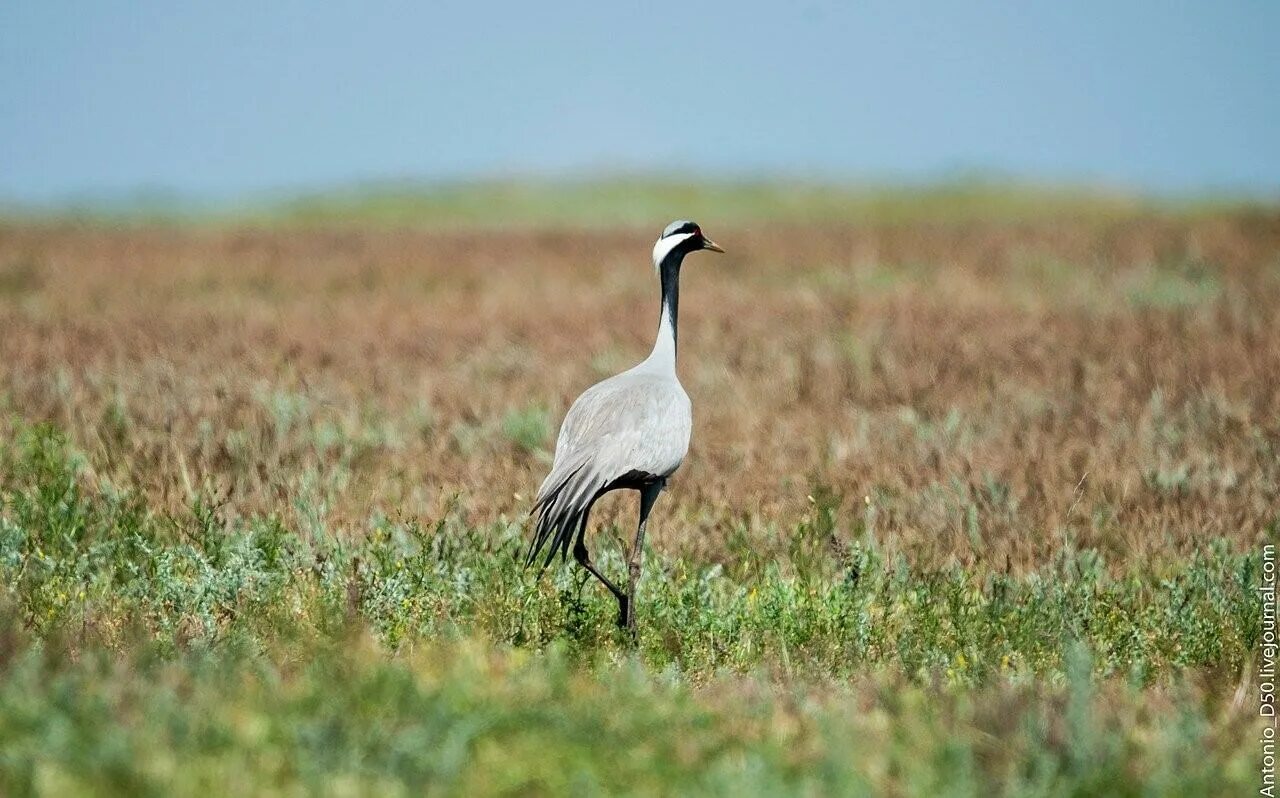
[{"left": 2, "top": 1, "right": 1277, "bottom": 201}]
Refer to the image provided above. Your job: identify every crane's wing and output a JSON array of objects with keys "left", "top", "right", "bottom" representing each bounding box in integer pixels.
[{"left": 526, "top": 373, "right": 690, "bottom": 570}]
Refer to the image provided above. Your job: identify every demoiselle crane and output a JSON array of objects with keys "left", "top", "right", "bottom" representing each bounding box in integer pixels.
[{"left": 526, "top": 220, "right": 723, "bottom": 631}]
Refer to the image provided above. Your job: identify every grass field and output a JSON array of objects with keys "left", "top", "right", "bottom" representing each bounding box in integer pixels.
[{"left": 1, "top": 182, "right": 1277, "bottom": 794}]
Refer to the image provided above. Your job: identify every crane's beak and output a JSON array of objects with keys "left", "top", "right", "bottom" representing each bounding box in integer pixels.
[{"left": 701, "top": 238, "right": 725, "bottom": 253}]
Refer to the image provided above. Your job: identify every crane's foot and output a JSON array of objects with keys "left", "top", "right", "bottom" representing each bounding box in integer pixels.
[
  {"left": 615, "top": 594, "right": 631, "bottom": 629},
  {"left": 616, "top": 595, "right": 640, "bottom": 645}
]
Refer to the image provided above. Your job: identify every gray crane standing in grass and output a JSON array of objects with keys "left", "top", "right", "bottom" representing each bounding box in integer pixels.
[{"left": 526, "top": 220, "right": 724, "bottom": 632}]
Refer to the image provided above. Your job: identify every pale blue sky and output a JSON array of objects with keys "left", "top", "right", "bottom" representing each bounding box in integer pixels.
[{"left": 2, "top": 1, "right": 1277, "bottom": 202}]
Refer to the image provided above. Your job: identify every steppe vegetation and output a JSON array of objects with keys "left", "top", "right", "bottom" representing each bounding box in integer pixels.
[{"left": 1, "top": 183, "right": 1276, "bottom": 794}]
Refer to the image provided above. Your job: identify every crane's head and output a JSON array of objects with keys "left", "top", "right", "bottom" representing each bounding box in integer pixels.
[{"left": 652, "top": 220, "right": 724, "bottom": 269}]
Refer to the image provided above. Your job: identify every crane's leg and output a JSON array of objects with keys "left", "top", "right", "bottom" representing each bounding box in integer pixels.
[
  {"left": 572, "top": 533, "right": 626, "bottom": 615},
  {"left": 623, "top": 480, "right": 664, "bottom": 633}
]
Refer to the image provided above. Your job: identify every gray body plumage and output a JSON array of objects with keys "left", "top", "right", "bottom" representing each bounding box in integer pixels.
[{"left": 527, "top": 362, "right": 691, "bottom": 568}]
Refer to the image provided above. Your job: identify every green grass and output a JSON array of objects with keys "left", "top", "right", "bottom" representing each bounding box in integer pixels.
[
  {"left": 6, "top": 176, "right": 1268, "bottom": 229},
  {"left": 0, "top": 632, "right": 1251, "bottom": 796},
  {"left": 254, "top": 178, "right": 1156, "bottom": 228},
  {"left": 0, "top": 421, "right": 1264, "bottom": 795}
]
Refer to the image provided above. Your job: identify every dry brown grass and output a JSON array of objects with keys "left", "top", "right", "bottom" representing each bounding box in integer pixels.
[{"left": 2, "top": 212, "right": 1277, "bottom": 570}]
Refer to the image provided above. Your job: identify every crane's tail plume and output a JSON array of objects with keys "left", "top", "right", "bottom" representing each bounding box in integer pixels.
[{"left": 525, "top": 459, "right": 601, "bottom": 571}]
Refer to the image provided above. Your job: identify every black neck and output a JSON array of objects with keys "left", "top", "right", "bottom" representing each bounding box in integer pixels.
[{"left": 658, "top": 248, "right": 684, "bottom": 355}]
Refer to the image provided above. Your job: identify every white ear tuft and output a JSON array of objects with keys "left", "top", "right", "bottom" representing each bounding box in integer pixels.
[{"left": 652, "top": 233, "right": 695, "bottom": 270}]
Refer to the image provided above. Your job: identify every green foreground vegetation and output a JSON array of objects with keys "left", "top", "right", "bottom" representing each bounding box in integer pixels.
[{"left": 0, "top": 423, "right": 1264, "bottom": 795}]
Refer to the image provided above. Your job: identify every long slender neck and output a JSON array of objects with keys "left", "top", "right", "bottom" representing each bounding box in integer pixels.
[{"left": 647, "top": 250, "right": 683, "bottom": 370}]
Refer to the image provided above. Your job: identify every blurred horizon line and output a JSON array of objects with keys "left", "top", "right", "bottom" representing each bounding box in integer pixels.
[{"left": 4, "top": 167, "right": 1278, "bottom": 218}]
